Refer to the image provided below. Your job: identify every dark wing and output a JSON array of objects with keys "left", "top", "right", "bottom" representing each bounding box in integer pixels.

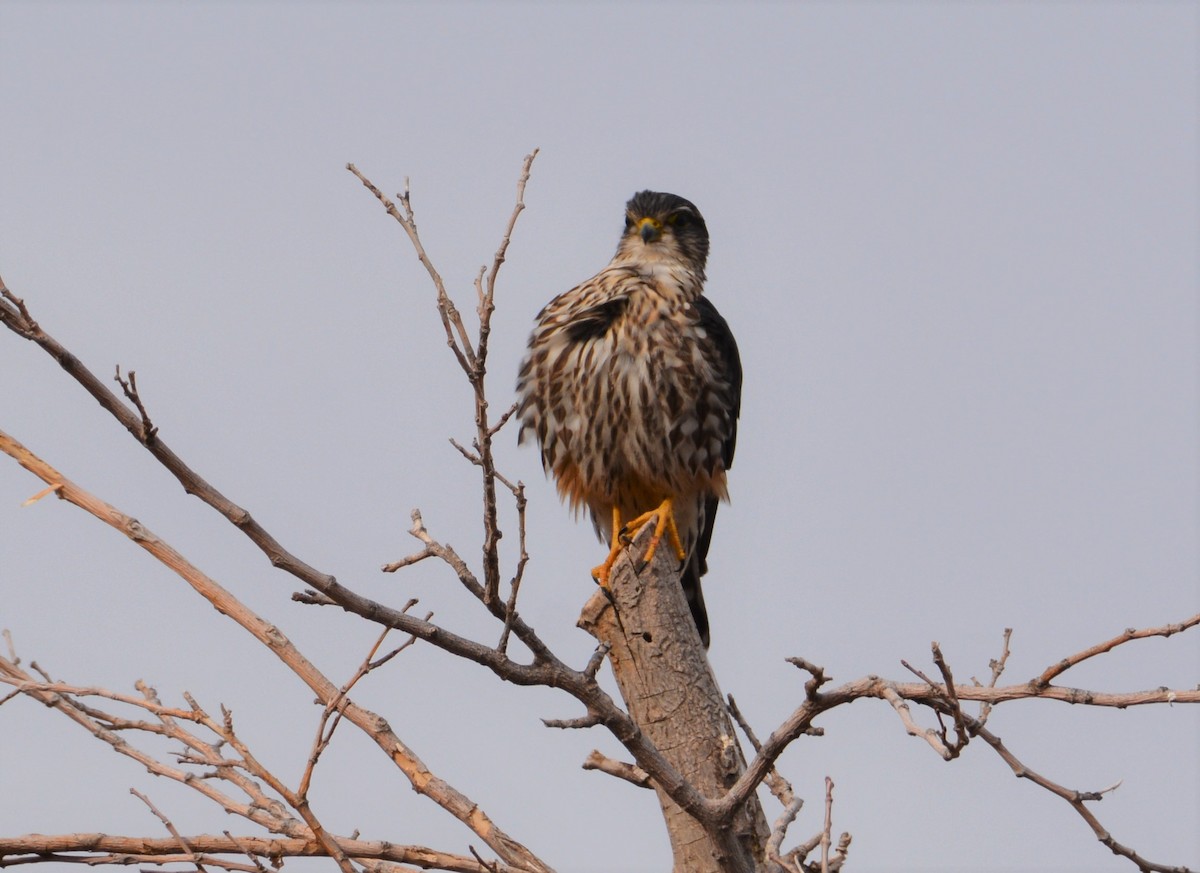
[
  {"left": 515, "top": 277, "right": 632, "bottom": 453},
  {"left": 694, "top": 295, "right": 742, "bottom": 469},
  {"left": 683, "top": 295, "right": 742, "bottom": 647},
  {"left": 564, "top": 296, "right": 627, "bottom": 343}
]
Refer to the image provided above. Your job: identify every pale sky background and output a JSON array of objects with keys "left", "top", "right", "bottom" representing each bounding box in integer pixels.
[{"left": 1, "top": 3, "right": 1196, "bottom": 873}]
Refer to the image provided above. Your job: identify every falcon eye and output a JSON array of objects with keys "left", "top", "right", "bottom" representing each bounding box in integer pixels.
[
  {"left": 624, "top": 216, "right": 636, "bottom": 231},
  {"left": 670, "top": 212, "right": 693, "bottom": 229}
]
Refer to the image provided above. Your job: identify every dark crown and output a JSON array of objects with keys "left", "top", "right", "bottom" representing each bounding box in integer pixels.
[{"left": 623, "top": 190, "right": 709, "bottom": 273}]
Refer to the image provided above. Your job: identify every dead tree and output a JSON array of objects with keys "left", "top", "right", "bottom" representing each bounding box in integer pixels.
[{"left": 0, "top": 153, "right": 1196, "bottom": 873}]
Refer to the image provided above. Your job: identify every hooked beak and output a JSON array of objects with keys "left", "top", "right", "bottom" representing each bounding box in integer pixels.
[{"left": 637, "top": 217, "right": 663, "bottom": 243}]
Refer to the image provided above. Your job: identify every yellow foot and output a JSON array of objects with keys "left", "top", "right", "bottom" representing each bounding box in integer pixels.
[
  {"left": 591, "top": 552, "right": 617, "bottom": 587},
  {"left": 621, "top": 497, "right": 686, "bottom": 568}
]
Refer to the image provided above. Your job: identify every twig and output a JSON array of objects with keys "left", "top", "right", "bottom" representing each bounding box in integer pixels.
[
  {"left": 1035, "top": 617, "right": 1200, "bottom": 688},
  {"left": 1, "top": 657, "right": 302, "bottom": 837},
  {"left": 0, "top": 428, "right": 552, "bottom": 873},
  {"left": 297, "top": 628, "right": 394, "bottom": 799},
  {"left": 929, "top": 643, "right": 968, "bottom": 754},
  {"left": 0, "top": 833, "right": 534, "bottom": 872},
  {"left": 969, "top": 716, "right": 1186, "bottom": 873},
  {"left": 581, "top": 750, "right": 651, "bottom": 788},
  {"left": 975, "top": 627, "right": 1012, "bottom": 727},
  {"left": 496, "top": 476, "right": 528, "bottom": 654},
  {"left": 351, "top": 155, "right": 536, "bottom": 609},
  {"left": 114, "top": 366, "right": 158, "bottom": 444},
  {"left": 205, "top": 707, "right": 357, "bottom": 873},
  {"left": 292, "top": 589, "right": 337, "bottom": 606},
  {"left": 786, "top": 657, "right": 831, "bottom": 700},
  {"left": 488, "top": 402, "right": 519, "bottom": 438},
  {"left": 468, "top": 846, "right": 500, "bottom": 873},
  {"left": 449, "top": 437, "right": 481, "bottom": 465},
  {"left": 582, "top": 643, "right": 610, "bottom": 681},
  {"left": 221, "top": 831, "right": 269, "bottom": 873},
  {"left": 540, "top": 714, "right": 602, "bottom": 730},
  {"left": 764, "top": 796, "right": 804, "bottom": 872},
  {"left": 20, "top": 482, "right": 62, "bottom": 506},
  {"left": 0, "top": 284, "right": 38, "bottom": 334},
  {"left": 879, "top": 684, "right": 951, "bottom": 760},
  {"left": 727, "top": 694, "right": 796, "bottom": 808},
  {"left": 130, "top": 789, "right": 206, "bottom": 872},
  {"left": 345, "top": 165, "right": 474, "bottom": 373},
  {"left": 381, "top": 546, "right": 435, "bottom": 573},
  {"left": 820, "top": 777, "right": 833, "bottom": 873}
]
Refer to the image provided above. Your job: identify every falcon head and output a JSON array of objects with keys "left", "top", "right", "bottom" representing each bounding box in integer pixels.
[{"left": 615, "top": 190, "right": 709, "bottom": 278}]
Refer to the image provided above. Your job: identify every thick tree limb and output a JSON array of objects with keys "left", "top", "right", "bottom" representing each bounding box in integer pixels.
[{"left": 580, "top": 525, "right": 770, "bottom": 873}]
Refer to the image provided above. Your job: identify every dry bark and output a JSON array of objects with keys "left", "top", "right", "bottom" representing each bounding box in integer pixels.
[{"left": 580, "top": 524, "right": 770, "bottom": 873}]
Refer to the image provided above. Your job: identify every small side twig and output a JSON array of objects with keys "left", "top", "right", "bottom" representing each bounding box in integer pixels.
[
  {"left": 1035, "top": 617, "right": 1200, "bottom": 689},
  {"left": 131, "top": 789, "right": 206, "bottom": 872},
  {"left": 292, "top": 589, "right": 336, "bottom": 606},
  {"left": 819, "top": 777, "right": 834, "bottom": 873},
  {"left": 928, "top": 643, "right": 969, "bottom": 757},
  {"left": 582, "top": 750, "right": 651, "bottom": 788},
  {"left": 879, "top": 684, "right": 951, "bottom": 760},
  {"left": 114, "top": 366, "right": 158, "bottom": 444},
  {"left": 541, "top": 713, "right": 602, "bottom": 730},
  {"left": 221, "top": 831, "right": 269, "bottom": 873},
  {"left": 974, "top": 627, "right": 1013, "bottom": 727},
  {"left": 727, "top": 694, "right": 796, "bottom": 808},
  {"left": 297, "top": 628, "right": 392, "bottom": 799},
  {"left": 468, "top": 846, "right": 501, "bottom": 873},
  {"left": 495, "top": 475, "right": 528, "bottom": 654},
  {"left": 787, "top": 657, "right": 831, "bottom": 700}
]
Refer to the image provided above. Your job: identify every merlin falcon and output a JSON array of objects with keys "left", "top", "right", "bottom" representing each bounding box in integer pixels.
[{"left": 516, "top": 190, "right": 742, "bottom": 647}]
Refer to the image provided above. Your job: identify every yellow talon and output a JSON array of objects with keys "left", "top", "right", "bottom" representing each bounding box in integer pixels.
[
  {"left": 592, "top": 499, "right": 686, "bottom": 585},
  {"left": 591, "top": 506, "right": 624, "bottom": 587},
  {"left": 622, "top": 498, "right": 687, "bottom": 565},
  {"left": 624, "top": 498, "right": 686, "bottom": 566}
]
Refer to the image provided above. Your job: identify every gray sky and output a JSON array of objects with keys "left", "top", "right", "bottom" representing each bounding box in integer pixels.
[{"left": 2, "top": 3, "right": 1196, "bottom": 872}]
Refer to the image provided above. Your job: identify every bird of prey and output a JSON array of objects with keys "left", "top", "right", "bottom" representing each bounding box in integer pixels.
[{"left": 516, "top": 190, "right": 742, "bottom": 647}]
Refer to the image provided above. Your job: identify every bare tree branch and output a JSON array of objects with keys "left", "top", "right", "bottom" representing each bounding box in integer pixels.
[
  {"left": 975, "top": 627, "right": 1012, "bottom": 728},
  {"left": 130, "top": 789, "right": 207, "bottom": 872},
  {"left": 4, "top": 154, "right": 1196, "bottom": 873},
  {"left": 970, "top": 713, "right": 1185, "bottom": 873},
  {"left": 1, "top": 180, "right": 723, "bottom": 859},
  {"left": 0, "top": 656, "right": 304, "bottom": 839},
  {"left": 1035, "top": 619, "right": 1200, "bottom": 688},
  {"left": 580, "top": 525, "right": 770, "bottom": 872},
  {"left": 113, "top": 366, "right": 158, "bottom": 443},
  {"left": 349, "top": 152, "right": 536, "bottom": 607},
  {"left": 0, "top": 834, "right": 527, "bottom": 873},
  {"left": 581, "top": 751, "right": 651, "bottom": 788},
  {"left": 0, "top": 429, "right": 551, "bottom": 873},
  {"left": 343, "top": 167, "right": 474, "bottom": 374},
  {"left": 727, "top": 694, "right": 799, "bottom": 813},
  {"left": 819, "top": 778, "right": 834, "bottom": 873}
]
